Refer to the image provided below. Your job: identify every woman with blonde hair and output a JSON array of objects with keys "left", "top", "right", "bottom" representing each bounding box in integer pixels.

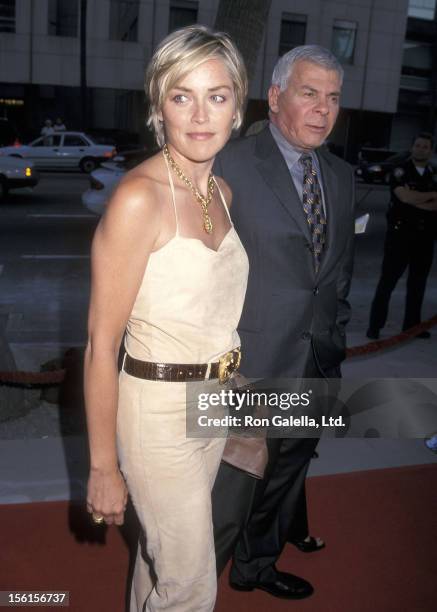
[{"left": 84, "top": 25, "right": 248, "bottom": 611}]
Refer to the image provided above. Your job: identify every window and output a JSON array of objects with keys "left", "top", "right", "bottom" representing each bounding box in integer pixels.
[
  {"left": 402, "top": 40, "right": 432, "bottom": 77},
  {"left": 31, "top": 138, "right": 45, "bottom": 147},
  {"left": 408, "top": 0, "right": 435, "bottom": 20},
  {"left": 63, "top": 135, "right": 88, "bottom": 146},
  {"left": 32, "top": 135, "right": 62, "bottom": 147},
  {"left": 43, "top": 135, "right": 62, "bottom": 147},
  {"left": 279, "top": 13, "right": 307, "bottom": 56},
  {"left": 0, "top": 0, "right": 15, "bottom": 33},
  {"left": 401, "top": 40, "right": 432, "bottom": 91},
  {"left": 168, "top": 0, "right": 198, "bottom": 33},
  {"left": 109, "top": 0, "right": 139, "bottom": 42},
  {"left": 48, "top": 0, "right": 79, "bottom": 37},
  {"left": 331, "top": 20, "right": 357, "bottom": 65}
]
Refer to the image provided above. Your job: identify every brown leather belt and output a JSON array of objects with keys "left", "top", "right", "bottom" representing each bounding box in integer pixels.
[{"left": 123, "top": 348, "right": 241, "bottom": 384}]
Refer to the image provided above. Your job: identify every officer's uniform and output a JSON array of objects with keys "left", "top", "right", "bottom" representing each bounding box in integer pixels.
[{"left": 368, "top": 158, "right": 436, "bottom": 333}]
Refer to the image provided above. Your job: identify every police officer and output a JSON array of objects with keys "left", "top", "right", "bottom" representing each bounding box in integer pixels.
[{"left": 367, "top": 133, "right": 437, "bottom": 339}]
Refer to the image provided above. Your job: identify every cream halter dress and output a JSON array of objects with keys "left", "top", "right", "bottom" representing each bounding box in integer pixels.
[{"left": 116, "top": 155, "right": 249, "bottom": 612}]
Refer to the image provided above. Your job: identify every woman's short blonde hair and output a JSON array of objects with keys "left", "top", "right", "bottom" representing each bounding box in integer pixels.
[{"left": 145, "top": 25, "right": 248, "bottom": 147}]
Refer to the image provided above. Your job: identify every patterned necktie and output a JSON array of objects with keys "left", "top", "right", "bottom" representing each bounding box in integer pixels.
[{"left": 299, "top": 154, "right": 327, "bottom": 271}]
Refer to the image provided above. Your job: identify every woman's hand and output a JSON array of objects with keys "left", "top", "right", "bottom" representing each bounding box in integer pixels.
[{"left": 86, "top": 467, "right": 128, "bottom": 526}]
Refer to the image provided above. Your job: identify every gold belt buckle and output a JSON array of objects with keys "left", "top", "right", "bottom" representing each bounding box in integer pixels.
[{"left": 218, "top": 348, "right": 241, "bottom": 384}]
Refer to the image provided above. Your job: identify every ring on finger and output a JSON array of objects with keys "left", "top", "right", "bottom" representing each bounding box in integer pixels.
[{"left": 92, "top": 513, "right": 105, "bottom": 525}]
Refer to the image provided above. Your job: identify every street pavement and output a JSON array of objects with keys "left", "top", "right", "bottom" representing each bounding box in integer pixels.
[
  {"left": 0, "top": 172, "right": 95, "bottom": 404},
  {"left": 0, "top": 175, "right": 436, "bottom": 503}
]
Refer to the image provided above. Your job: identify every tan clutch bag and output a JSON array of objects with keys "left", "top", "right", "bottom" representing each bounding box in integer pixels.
[{"left": 221, "top": 372, "right": 269, "bottom": 479}]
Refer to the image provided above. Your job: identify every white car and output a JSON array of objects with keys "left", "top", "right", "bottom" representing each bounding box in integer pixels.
[
  {"left": 82, "top": 165, "right": 124, "bottom": 214},
  {"left": 0, "top": 156, "right": 39, "bottom": 199},
  {"left": 82, "top": 149, "right": 152, "bottom": 214},
  {"left": 0, "top": 131, "right": 116, "bottom": 173}
]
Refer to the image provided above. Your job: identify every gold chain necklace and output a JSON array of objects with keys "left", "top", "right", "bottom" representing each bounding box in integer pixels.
[{"left": 163, "top": 144, "right": 215, "bottom": 234}]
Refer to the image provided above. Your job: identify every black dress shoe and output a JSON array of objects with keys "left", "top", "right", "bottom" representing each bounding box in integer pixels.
[
  {"left": 289, "top": 535, "right": 325, "bottom": 553},
  {"left": 230, "top": 570, "right": 314, "bottom": 599},
  {"left": 366, "top": 328, "right": 380, "bottom": 340}
]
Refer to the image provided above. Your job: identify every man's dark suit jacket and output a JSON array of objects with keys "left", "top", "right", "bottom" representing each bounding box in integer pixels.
[{"left": 215, "top": 126, "right": 355, "bottom": 379}]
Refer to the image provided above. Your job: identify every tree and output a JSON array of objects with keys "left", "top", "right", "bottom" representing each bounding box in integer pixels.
[{"left": 214, "top": 0, "right": 272, "bottom": 81}]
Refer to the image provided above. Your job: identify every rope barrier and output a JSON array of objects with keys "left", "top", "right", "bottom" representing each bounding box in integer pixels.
[
  {"left": 0, "top": 315, "right": 436, "bottom": 387},
  {"left": 346, "top": 315, "right": 437, "bottom": 357},
  {"left": 0, "top": 369, "right": 66, "bottom": 386}
]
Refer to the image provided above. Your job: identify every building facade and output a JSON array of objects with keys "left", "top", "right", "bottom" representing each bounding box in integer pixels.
[
  {"left": 392, "top": 0, "right": 437, "bottom": 150},
  {"left": 0, "top": 0, "right": 409, "bottom": 157}
]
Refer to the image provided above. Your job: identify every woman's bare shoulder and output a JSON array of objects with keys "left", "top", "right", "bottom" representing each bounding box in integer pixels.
[
  {"left": 97, "top": 153, "right": 168, "bottom": 250},
  {"left": 127, "top": 150, "right": 166, "bottom": 185},
  {"left": 104, "top": 152, "right": 166, "bottom": 221}
]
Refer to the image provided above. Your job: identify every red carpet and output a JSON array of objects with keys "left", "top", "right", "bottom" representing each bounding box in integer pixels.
[{"left": 1, "top": 464, "right": 436, "bottom": 612}]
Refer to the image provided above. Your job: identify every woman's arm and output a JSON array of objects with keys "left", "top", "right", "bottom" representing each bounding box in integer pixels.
[{"left": 84, "top": 174, "right": 161, "bottom": 525}]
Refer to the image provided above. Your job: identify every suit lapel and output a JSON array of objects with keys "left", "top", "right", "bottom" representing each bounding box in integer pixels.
[
  {"left": 254, "top": 128, "right": 347, "bottom": 278},
  {"left": 255, "top": 128, "right": 312, "bottom": 243},
  {"left": 316, "top": 147, "right": 341, "bottom": 276}
]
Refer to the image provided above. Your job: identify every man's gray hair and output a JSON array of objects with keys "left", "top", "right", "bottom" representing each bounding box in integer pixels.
[{"left": 272, "top": 45, "right": 344, "bottom": 90}]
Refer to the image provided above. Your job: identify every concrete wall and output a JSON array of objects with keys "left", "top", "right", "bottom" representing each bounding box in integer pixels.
[
  {"left": 253, "top": 0, "right": 408, "bottom": 112},
  {"left": 0, "top": 0, "right": 409, "bottom": 114}
]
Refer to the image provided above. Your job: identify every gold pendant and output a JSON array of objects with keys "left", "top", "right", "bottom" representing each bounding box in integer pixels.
[
  {"left": 163, "top": 145, "right": 215, "bottom": 235},
  {"left": 204, "top": 215, "right": 213, "bottom": 234}
]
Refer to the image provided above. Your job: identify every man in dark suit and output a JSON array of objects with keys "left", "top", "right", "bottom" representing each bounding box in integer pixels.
[{"left": 213, "top": 45, "right": 355, "bottom": 599}]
